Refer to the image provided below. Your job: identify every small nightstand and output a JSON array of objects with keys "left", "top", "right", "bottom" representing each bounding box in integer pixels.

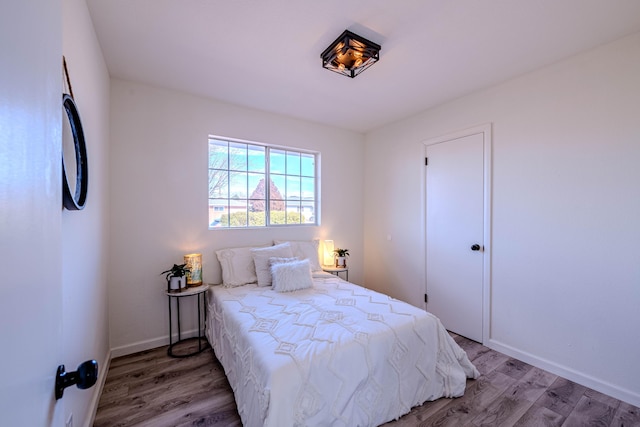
[
  {"left": 322, "top": 266, "right": 349, "bottom": 281},
  {"left": 166, "top": 284, "right": 210, "bottom": 358}
]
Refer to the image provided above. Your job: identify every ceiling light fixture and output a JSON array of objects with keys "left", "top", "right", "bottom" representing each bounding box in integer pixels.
[{"left": 321, "top": 30, "right": 381, "bottom": 78}]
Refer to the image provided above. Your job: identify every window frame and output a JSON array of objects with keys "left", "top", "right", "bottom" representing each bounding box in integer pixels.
[{"left": 208, "top": 135, "right": 320, "bottom": 229}]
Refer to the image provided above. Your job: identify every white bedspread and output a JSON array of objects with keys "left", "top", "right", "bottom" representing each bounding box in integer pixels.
[{"left": 206, "top": 275, "right": 479, "bottom": 427}]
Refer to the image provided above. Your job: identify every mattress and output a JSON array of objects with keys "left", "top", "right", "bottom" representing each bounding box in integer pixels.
[{"left": 206, "top": 274, "right": 479, "bottom": 426}]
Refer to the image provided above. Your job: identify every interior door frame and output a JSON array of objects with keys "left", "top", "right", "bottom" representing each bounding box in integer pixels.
[{"left": 422, "top": 123, "right": 492, "bottom": 343}]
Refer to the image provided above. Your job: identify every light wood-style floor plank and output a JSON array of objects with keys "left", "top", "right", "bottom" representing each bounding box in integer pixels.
[{"left": 94, "top": 336, "right": 640, "bottom": 426}]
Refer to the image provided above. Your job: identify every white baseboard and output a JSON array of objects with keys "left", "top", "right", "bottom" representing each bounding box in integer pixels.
[
  {"left": 84, "top": 348, "right": 112, "bottom": 427},
  {"left": 110, "top": 328, "right": 202, "bottom": 358},
  {"left": 486, "top": 338, "right": 640, "bottom": 408}
]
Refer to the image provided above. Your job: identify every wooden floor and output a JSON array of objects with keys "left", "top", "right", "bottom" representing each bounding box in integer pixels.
[{"left": 94, "top": 336, "right": 640, "bottom": 427}]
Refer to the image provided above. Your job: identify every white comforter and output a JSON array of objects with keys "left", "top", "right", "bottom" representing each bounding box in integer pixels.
[{"left": 206, "top": 275, "right": 478, "bottom": 427}]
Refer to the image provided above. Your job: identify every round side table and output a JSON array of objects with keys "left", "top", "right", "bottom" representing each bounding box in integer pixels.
[
  {"left": 322, "top": 266, "right": 349, "bottom": 281},
  {"left": 166, "top": 284, "right": 210, "bottom": 357}
]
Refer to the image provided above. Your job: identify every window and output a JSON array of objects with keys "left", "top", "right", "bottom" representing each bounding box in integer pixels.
[{"left": 208, "top": 136, "right": 318, "bottom": 228}]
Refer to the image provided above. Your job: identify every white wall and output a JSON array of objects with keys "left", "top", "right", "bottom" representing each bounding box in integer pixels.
[
  {"left": 61, "top": 0, "right": 111, "bottom": 426},
  {"left": 108, "top": 80, "right": 364, "bottom": 355},
  {"left": 364, "top": 32, "right": 640, "bottom": 406}
]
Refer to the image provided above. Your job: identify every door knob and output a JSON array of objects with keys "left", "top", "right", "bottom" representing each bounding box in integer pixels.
[
  {"left": 55, "top": 360, "right": 98, "bottom": 399},
  {"left": 471, "top": 244, "right": 481, "bottom": 251}
]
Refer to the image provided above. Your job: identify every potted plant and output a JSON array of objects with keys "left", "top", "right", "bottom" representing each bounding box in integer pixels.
[
  {"left": 161, "top": 263, "right": 191, "bottom": 292},
  {"left": 333, "top": 248, "right": 350, "bottom": 268}
]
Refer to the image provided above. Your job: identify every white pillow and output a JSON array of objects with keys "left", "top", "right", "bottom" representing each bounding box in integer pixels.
[
  {"left": 271, "top": 259, "right": 313, "bottom": 293},
  {"left": 216, "top": 246, "right": 259, "bottom": 287},
  {"left": 251, "top": 242, "right": 294, "bottom": 287},
  {"left": 270, "top": 256, "right": 298, "bottom": 266},
  {"left": 273, "top": 239, "right": 322, "bottom": 272}
]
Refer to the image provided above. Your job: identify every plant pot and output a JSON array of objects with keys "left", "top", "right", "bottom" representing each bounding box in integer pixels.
[
  {"left": 168, "top": 276, "right": 186, "bottom": 292},
  {"left": 335, "top": 256, "right": 346, "bottom": 268}
]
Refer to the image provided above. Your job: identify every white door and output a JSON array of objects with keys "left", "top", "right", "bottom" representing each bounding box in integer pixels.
[
  {"left": 425, "top": 131, "right": 486, "bottom": 342},
  {"left": 0, "top": 1, "right": 64, "bottom": 425}
]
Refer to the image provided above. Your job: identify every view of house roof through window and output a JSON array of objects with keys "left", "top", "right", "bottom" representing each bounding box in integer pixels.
[{"left": 208, "top": 136, "right": 318, "bottom": 228}]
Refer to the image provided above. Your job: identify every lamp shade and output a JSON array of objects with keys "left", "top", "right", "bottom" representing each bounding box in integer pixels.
[
  {"left": 323, "top": 240, "right": 335, "bottom": 266},
  {"left": 184, "top": 253, "right": 202, "bottom": 287}
]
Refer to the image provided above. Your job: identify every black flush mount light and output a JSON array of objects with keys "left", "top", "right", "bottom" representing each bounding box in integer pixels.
[{"left": 321, "top": 30, "right": 381, "bottom": 78}]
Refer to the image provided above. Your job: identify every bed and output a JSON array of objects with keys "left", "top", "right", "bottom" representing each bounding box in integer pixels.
[{"left": 205, "top": 242, "right": 479, "bottom": 426}]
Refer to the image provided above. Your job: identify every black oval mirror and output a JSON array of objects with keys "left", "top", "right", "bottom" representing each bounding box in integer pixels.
[{"left": 62, "top": 93, "right": 88, "bottom": 210}]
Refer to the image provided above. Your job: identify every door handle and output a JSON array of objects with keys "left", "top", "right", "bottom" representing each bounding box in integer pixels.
[
  {"left": 471, "top": 244, "right": 481, "bottom": 251},
  {"left": 55, "top": 360, "right": 98, "bottom": 399}
]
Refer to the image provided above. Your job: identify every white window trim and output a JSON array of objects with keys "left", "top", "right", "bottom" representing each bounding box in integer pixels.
[{"left": 208, "top": 135, "right": 321, "bottom": 229}]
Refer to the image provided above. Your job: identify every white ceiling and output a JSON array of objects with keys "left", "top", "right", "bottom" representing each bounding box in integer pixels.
[{"left": 87, "top": 0, "right": 640, "bottom": 133}]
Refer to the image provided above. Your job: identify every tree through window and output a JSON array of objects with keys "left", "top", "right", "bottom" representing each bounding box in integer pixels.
[{"left": 208, "top": 137, "right": 318, "bottom": 228}]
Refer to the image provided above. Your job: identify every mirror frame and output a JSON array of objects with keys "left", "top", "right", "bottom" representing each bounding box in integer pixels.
[{"left": 62, "top": 93, "right": 88, "bottom": 210}]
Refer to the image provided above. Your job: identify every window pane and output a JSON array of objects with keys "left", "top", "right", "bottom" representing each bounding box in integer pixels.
[
  {"left": 248, "top": 145, "right": 265, "bottom": 173},
  {"left": 301, "top": 153, "right": 315, "bottom": 177},
  {"left": 248, "top": 175, "right": 267, "bottom": 212},
  {"left": 209, "top": 199, "right": 228, "bottom": 227},
  {"left": 247, "top": 173, "right": 264, "bottom": 199},
  {"left": 270, "top": 175, "right": 285, "bottom": 200},
  {"left": 286, "top": 201, "right": 302, "bottom": 224},
  {"left": 229, "top": 172, "right": 248, "bottom": 199},
  {"left": 249, "top": 210, "right": 266, "bottom": 227},
  {"left": 270, "top": 200, "right": 286, "bottom": 225},
  {"left": 286, "top": 151, "right": 300, "bottom": 175},
  {"left": 228, "top": 199, "right": 248, "bottom": 226},
  {"left": 301, "top": 177, "right": 315, "bottom": 199},
  {"left": 209, "top": 169, "right": 228, "bottom": 198},
  {"left": 286, "top": 176, "right": 300, "bottom": 200},
  {"left": 301, "top": 201, "right": 315, "bottom": 224},
  {"left": 270, "top": 149, "right": 286, "bottom": 174},
  {"left": 229, "top": 142, "right": 247, "bottom": 171},
  {"left": 209, "top": 139, "right": 228, "bottom": 169},
  {"left": 248, "top": 198, "right": 266, "bottom": 213}
]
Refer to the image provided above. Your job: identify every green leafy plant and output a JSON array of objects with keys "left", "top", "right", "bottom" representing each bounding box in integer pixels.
[
  {"left": 160, "top": 263, "right": 191, "bottom": 281},
  {"left": 220, "top": 211, "right": 304, "bottom": 227},
  {"left": 333, "top": 248, "right": 350, "bottom": 258}
]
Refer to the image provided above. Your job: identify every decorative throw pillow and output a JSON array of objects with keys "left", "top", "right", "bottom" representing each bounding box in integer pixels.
[
  {"left": 271, "top": 259, "right": 313, "bottom": 293},
  {"left": 216, "top": 246, "right": 259, "bottom": 287},
  {"left": 270, "top": 256, "right": 298, "bottom": 266},
  {"left": 251, "top": 242, "right": 294, "bottom": 287},
  {"left": 273, "top": 239, "right": 322, "bottom": 272}
]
